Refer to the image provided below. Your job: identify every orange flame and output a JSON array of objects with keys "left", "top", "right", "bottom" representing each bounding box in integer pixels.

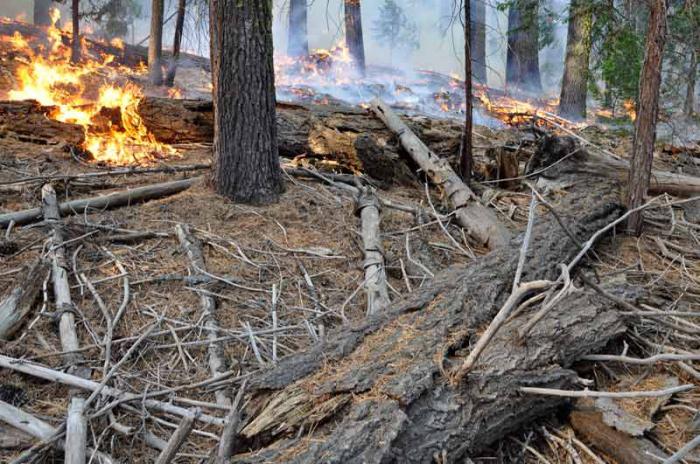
[{"left": 4, "top": 9, "right": 174, "bottom": 164}]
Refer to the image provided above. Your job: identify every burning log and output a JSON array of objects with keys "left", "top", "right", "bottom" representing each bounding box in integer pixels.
[
  {"left": 369, "top": 98, "right": 511, "bottom": 249},
  {"left": 230, "top": 176, "right": 627, "bottom": 463},
  {"left": 0, "top": 100, "right": 85, "bottom": 146}
]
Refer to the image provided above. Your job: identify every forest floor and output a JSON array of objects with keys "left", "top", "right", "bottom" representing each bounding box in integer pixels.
[{"left": 0, "top": 114, "right": 699, "bottom": 463}]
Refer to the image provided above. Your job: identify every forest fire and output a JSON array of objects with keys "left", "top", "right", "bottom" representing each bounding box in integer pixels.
[{"left": 2, "top": 10, "right": 173, "bottom": 164}]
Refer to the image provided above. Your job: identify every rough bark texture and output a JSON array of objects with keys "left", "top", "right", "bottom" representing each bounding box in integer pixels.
[
  {"left": 148, "top": 0, "right": 165, "bottom": 85},
  {"left": 211, "top": 0, "right": 283, "bottom": 204},
  {"left": 470, "top": 0, "right": 487, "bottom": 84},
  {"left": 461, "top": 0, "right": 474, "bottom": 181},
  {"left": 165, "top": 0, "right": 187, "bottom": 87},
  {"left": 70, "top": 0, "right": 80, "bottom": 64},
  {"left": 559, "top": 0, "right": 593, "bottom": 120},
  {"left": 627, "top": 0, "right": 668, "bottom": 235},
  {"left": 0, "top": 259, "right": 47, "bottom": 340},
  {"left": 684, "top": 49, "right": 697, "bottom": 118},
  {"left": 506, "top": 0, "right": 542, "bottom": 93},
  {"left": 231, "top": 174, "right": 627, "bottom": 463},
  {"left": 344, "top": 0, "right": 366, "bottom": 76},
  {"left": 0, "top": 100, "right": 85, "bottom": 146},
  {"left": 287, "top": 0, "right": 309, "bottom": 57},
  {"left": 33, "top": 0, "right": 53, "bottom": 26}
]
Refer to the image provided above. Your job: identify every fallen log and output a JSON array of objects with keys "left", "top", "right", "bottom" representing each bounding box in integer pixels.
[
  {"left": 356, "top": 189, "right": 390, "bottom": 316},
  {"left": 370, "top": 98, "right": 511, "bottom": 249},
  {"left": 0, "top": 177, "right": 199, "bottom": 227},
  {"left": 0, "top": 259, "right": 47, "bottom": 340},
  {"left": 226, "top": 175, "right": 627, "bottom": 462},
  {"left": 0, "top": 100, "right": 85, "bottom": 146}
]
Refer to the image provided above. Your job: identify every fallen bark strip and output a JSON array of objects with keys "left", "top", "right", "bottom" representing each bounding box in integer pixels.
[
  {"left": 175, "top": 224, "right": 232, "bottom": 408},
  {"left": 0, "top": 177, "right": 199, "bottom": 227},
  {"left": 0, "top": 355, "right": 225, "bottom": 427},
  {"left": 356, "top": 189, "right": 390, "bottom": 316},
  {"left": 227, "top": 177, "right": 625, "bottom": 463},
  {"left": 370, "top": 98, "right": 511, "bottom": 249},
  {"left": 0, "top": 400, "right": 115, "bottom": 464},
  {"left": 0, "top": 259, "right": 48, "bottom": 340}
]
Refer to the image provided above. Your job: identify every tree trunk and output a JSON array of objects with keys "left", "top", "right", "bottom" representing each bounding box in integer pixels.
[
  {"left": 165, "top": 0, "right": 187, "bottom": 87},
  {"left": 33, "top": 0, "right": 53, "bottom": 26},
  {"left": 71, "top": 0, "right": 80, "bottom": 63},
  {"left": 287, "top": 0, "right": 308, "bottom": 57},
  {"left": 148, "top": 0, "right": 165, "bottom": 85},
  {"left": 232, "top": 179, "right": 626, "bottom": 462},
  {"left": 344, "top": 0, "right": 366, "bottom": 76},
  {"left": 558, "top": 0, "right": 593, "bottom": 120},
  {"left": 461, "top": 0, "right": 474, "bottom": 181},
  {"left": 684, "top": 48, "right": 697, "bottom": 118},
  {"left": 470, "top": 0, "right": 487, "bottom": 84},
  {"left": 506, "top": 0, "right": 541, "bottom": 94},
  {"left": 627, "top": 0, "right": 668, "bottom": 235},
  {"left": 211, "top": 0, "right": 283, "bottom": 204}
]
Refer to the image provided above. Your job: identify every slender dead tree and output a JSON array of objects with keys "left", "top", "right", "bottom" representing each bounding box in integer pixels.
[
  {"left": 470, "top": 0, "right": 487, "bottom": 84},
  {"left": 460, "top": 0, "right": 474, "bottom": 182},
  {"left": 148, "top": 0, "right": 165, "bottom": 85},
  {"left": 71, "top": 0, "right": 80, "bottom": 63},
  {"left": 165, "top": 0, "right": 187, "bottom": 87},
  {"left": 344, "top": 0, "right": 366, "bottom": 76},
  {"left": 506, "top": 0, "right": 541, "bottom": 93},
  {"left": 210, "top": 0, "right": 283, "bottom": 204},
  {"left": 559, "top": 0, "right": 593, "bottom": 120},
  {"left": 288, "top": 0, "right": 309, "bottom": 57},
  {"left": 627, "top": 0, "right": 668, "bottom": 234},
  {"left": 684, "top": 49, "right": 697, "bottom": 118},
  {"left": 34, "top": 0, "right": 53, "bottom": 25}
]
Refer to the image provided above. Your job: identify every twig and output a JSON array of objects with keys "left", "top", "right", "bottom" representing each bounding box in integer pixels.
[{"left": 520, "top": 384, "right": 694, "bottom": 398}]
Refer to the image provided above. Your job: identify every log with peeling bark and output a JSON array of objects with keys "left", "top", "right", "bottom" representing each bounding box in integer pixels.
[
  {"left": 221, "top": 175, "right": 629, "bottom": 463},
  {"left": 0, "top": 100, "right": 85, "bottom": 146},
  {"left": 0, "top": 259, "right": 48, "bottom": 340},
  {"left": 356, "top": 188, "right": 390, "bottom": 316},
  {"left": 0, "top": 177, "right": 199, "bottom": 227},
  {"left": 370, "top": 98, "right": 512, "bottom": 249}
]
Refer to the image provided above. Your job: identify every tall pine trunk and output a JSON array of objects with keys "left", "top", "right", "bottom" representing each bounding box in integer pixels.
[
  {"left": 165, "top": 0, "right": 187, "bottom": 87},
  {"left": 344, "top": 0, "right": 366, "bottom": 76},
  {"left": 70, "top": 0, "right": 80, "bottom": 63},
  {"left": 148, "top": 0, "right": 164, "bottom": 85},
  {"left": 210, "top": 0, "right": 283, "bottom": 204},
  {"left": 287, "top": 0, "right": 308, "bottom": 57},
  {"left": 627, "top": 0, "right": 668, "bottom": 235},
  {"left": 470, "top": 0, "right": 487, "bottom": 84},
  {"left": 34, "top": 0, "right": 53, "bottom": 26},
  {"left": 558, "top": 0, "right": 593, "bottom": 120},
  {"left": 506, "top": 0, "right": 541, "bottom": 93},
  {"left": 684, "top": 49, "right": 697, "bottom": 118},
  {"left": 461, "top": 0, "right": 474, "bottom": 181}
]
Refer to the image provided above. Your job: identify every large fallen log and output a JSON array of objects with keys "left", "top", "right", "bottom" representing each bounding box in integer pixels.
[{"left": 221, "top": 174, "right": 628, "bottom": 462}]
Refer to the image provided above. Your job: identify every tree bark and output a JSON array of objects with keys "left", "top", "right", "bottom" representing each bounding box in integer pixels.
[
  {"left": 558, "top": 0, "right": 593, "bottom": 120},
  {"left": 627, "top": 0, "right": 668, "bottom": 235},
  {"left": 232, "top": 179, "right": 627, "bottom": 463},
  {"left": 344, "top": 0, "right": 366, "bottom": 76},
  {"left": 506, "top": 0, "right": 542, "bottom": 93},
  {"left": 461, "top": 0, "right": 474, "bottom": 182},
  {"left": 211, "top": 0, "right": 283, "bottom": 204},
  {"left": 33, "top": 0, "right": 53, "bottom": 26},
  {"left": 287, "top": 0, "right": 309, "bottom": 57},
  {"left": 470, "top": 0, "right": 487, "bottom": 84},
  {"left": 684, "top": 49, "right": 697, "bottom": 118},
  {"left": 71, "top": 0, "right": 80, "bottom": 63},
  {"left": 165, "top": 0, "right": 187, "bottom": 87},
  {"left": 148, "top": 0, "right": 165, "bottom": 85}
]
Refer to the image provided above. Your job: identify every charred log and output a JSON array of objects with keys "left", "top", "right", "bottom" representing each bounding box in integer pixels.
[
  {"left": 228, "top": 176, "right": 627, "bottom": 462},
  {"left": 0, "top": 100, "right": 85, "bottom": 147}
]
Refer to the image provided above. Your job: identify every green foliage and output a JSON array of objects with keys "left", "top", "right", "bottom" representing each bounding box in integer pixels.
[
  {"left": 597, "top": 24, "right": 643, "bottom": 107},
  {"left": 82, "top": 0, "right": 142, "bottom": 39},
  {"left": 371, "top": 0, "right": 419, "bottom": 61}
]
